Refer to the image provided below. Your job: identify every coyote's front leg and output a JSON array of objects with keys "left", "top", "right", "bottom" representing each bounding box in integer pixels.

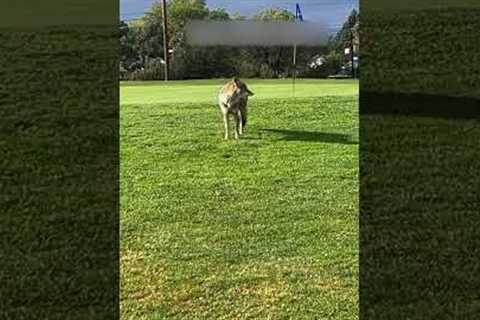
[{"left": 223, "top": 112, "right": 229, "bottom": 140}]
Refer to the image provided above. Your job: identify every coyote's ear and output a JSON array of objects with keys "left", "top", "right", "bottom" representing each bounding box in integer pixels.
[{"left": 232, "top": 77, "right": 240, "bottom": 85}]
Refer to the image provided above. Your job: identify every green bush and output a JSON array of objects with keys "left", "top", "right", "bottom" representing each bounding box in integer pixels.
[{"left": 127, "top": 58, "right": 165, "bottom": 80}]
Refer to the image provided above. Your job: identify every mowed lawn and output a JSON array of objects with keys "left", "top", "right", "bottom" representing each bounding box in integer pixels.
[{"left": 120, "top": 79, "right": 359, "bottom": 319}]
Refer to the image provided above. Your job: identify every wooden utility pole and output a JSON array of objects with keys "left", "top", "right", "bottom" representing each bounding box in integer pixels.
[{"left": 162, "top": 0, "right": 170, "bottom": 81}]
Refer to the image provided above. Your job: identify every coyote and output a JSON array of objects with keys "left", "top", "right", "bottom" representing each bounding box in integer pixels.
[{"left": 217, "top": 78, "right": 254, "bottom": 140}]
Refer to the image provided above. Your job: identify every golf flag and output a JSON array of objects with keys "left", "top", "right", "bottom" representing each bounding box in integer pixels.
[
  {"left": 296, "top": 3, "right": 304, "bottom": 21},
  {"left": 293, "top": 3, "right": 303, "bottom": 98}
]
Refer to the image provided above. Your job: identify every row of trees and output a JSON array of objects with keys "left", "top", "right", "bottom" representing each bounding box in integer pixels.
[{"left": 120, "top": 0, "right": 359, "bottom": 80}]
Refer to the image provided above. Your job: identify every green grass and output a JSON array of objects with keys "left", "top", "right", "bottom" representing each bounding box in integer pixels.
[
  {"left": 0, "top": 1, "right": 115, "bottom": 27},
  {"left": 120, "top": 79, "right": 359, "bottom": 105},
  {"left": 120, "top": 79, "right": 359, "bottom": 319},
  {"left": 360, "top": 114, "right": 480, "bottom": 318},
  {"left": 1, "top": 26, "right": 117, "bottom": 318},
  {"left": 363, "top": 8, "right": 480, "bottom": 98}
]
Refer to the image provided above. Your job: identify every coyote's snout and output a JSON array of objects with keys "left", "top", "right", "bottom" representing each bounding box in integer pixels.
[{"left": 217, "top": 78, "right": 254, "bottom": 140}]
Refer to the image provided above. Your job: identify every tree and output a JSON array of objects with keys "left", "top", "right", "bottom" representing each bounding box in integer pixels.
[
  {"left": 333, "top": 9, "right": 359, "bottom": 76},
  {"left": 209, "top": 8, "right": 230, "bottom": 21},
  {"left": 120, "top": 19, "right": 151, "bottom": 71},
  {"left": 253, "top": 8, "right": 295, "bottom": 21},
  {"left": 231, "top": 11, "right": 246, "bottom": 21},
  {"left": 122, "top": 0, "right": 212, "bottom": 79},
  {"left": 119, "top": 3, "right": 351, "bottom": 79},
  {"left": 140, "top": 10, "right": 164, "bottom": 62},
  {"left": 332, "top": 9, "right": 359, "bottom": 57},
  {"left": 239, "top": 8, "right": 297, "bottom": 78},
  {"left": 167, "top": 0, "right": 210, "bottom": 45}
]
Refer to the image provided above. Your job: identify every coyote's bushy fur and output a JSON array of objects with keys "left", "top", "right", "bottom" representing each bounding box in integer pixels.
[{"left": 217, "top": 78, "right": 254, "bottom": 140}]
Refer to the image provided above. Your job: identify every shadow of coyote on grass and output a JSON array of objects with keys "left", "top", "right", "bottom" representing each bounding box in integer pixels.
[{"left": 261, "top": 129, "right": 358, "bottom": 145}]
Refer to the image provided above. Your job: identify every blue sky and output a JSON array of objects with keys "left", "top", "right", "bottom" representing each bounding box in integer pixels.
[{"left": 121, "top": 0, "right": 358, "bottom": 31}]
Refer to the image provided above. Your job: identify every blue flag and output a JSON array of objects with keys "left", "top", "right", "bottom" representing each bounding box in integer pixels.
[{"left": 296, "top": 3, "right": 304, "bottom": 21}]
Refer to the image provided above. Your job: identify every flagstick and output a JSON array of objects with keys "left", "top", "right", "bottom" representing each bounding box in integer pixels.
[
  {"left": 293, "top": 3, "right": 302, "bottom": 98},
  {"left": 293, "top": 44, "right": 297, "bottom": 98}
]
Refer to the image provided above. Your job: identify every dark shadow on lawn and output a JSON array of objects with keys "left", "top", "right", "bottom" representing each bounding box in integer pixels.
[{"left": 261, "top": 129, "right": 358, "bottom": 145}]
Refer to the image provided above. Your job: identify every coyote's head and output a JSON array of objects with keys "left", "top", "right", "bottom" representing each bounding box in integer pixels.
[{"left": 231, "top": 77, "right": 254, "bottom": 98}]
